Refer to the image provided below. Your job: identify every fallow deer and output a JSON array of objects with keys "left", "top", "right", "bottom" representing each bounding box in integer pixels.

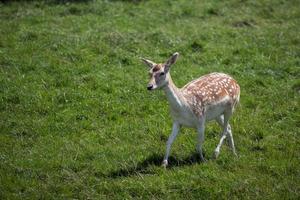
[{"left": 141, "top": 52, "right": 240, "bottom": 167}]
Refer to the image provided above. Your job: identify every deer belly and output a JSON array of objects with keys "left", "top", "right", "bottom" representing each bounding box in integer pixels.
[
  {"left": 205, "top": 103, "right": 227, "bottom": 121},
  {"left": 171, "top": 109, "right": 199, "bottom": 128}
]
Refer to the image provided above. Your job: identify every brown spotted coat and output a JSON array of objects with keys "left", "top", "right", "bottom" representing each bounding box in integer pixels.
[{"left": 181, "top": 73, "right": 240, "bottom": 118}]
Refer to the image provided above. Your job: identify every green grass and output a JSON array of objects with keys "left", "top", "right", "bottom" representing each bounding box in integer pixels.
[{"left": 0, "top": 0, "right": 299, "bottom": 199}]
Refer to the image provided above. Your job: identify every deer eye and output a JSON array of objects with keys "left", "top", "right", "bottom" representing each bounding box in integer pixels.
[{"left": 160, "top": 72, "right": 165, "bottom": 76}]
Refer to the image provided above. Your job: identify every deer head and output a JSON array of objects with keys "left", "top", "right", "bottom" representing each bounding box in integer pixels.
[{"left": 141, "top": 52, "right": 179, "bottom": 90}]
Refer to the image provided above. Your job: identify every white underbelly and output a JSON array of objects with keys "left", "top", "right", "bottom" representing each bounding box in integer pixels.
[
  {"left": 170, "top": 109, "right": 199, "bottom": 128},
  {"left": 169, "top": 98, "right": 230, "bottom": 127},
  {"left": 205, "top": 104, "right": 226, "bottom": 121}
]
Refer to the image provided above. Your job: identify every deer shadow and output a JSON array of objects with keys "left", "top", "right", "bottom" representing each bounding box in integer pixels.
[{"left": 108, "top": 152, "right": 208, "bottom": 178}]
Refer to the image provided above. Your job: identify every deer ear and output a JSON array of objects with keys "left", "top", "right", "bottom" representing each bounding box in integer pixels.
[
  {"left": 167, "top": 52, "right": 179, "bottom": 65},
  {"left": 141, "top": 58, "right": 156, "bottom": 68},
  {"left": 164, "top": 52, "right": 179, "bottom": 72}
]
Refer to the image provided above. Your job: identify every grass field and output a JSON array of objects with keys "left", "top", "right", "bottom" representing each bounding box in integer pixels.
[{"left": 0, "top": 0, "right": 299, "bottom": 199}]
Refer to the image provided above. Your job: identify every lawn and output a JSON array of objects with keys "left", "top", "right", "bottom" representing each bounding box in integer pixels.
[{"left": 0, "top": 0, "right": 299, "bottom": 199}]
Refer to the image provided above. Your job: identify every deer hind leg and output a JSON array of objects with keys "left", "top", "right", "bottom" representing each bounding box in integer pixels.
[
  {"left": 196, "top": 118, "right": 206, "bottom": 162},
  {"left": 216, "top": 115, "right": 227, "bottom": 142},
  {"left": 216, "top": 115, "right": 237, "bottom": 156},
  {"left": 226, "top": 122, "right": 237, "bottom": 156},
  {"left": 213, "top": 111, "right": 235, "bottom": 158},
  {"left": 216, "top": 115, "right": 229, "bottom": 146},
  {"left": 162, "top": 122, "right": 180, "bottom": 168}
]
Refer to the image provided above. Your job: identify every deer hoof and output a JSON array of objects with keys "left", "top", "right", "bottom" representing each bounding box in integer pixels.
[
  {"left": 233, "top": 151, "right": 238, "bottom": 157},
  {"left": 200, "top": 157, "right": 207, "bottom": 162},
  {"left": 161, "top": 160, "right": 168, "bottom": 168},
  {"left": 212, "top": 150, "right": 219, "bottom": 159}
]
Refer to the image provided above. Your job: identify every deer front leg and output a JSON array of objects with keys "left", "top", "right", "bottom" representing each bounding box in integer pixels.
[
  {"left": 197, "top": 119, "right": 206, "bottom": 162},
  {"left": 162, "top": 122, "right": 180, "bottom": 168}
]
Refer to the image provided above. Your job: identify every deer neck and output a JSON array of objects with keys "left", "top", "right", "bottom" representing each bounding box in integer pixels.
[{"left": 162, "top": 74, "right": 185, "bottom": 110}]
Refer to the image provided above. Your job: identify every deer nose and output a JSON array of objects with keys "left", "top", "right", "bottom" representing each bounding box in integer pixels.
[{"left": 147, "top": 84, "right": 153, "bottom": 90}]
